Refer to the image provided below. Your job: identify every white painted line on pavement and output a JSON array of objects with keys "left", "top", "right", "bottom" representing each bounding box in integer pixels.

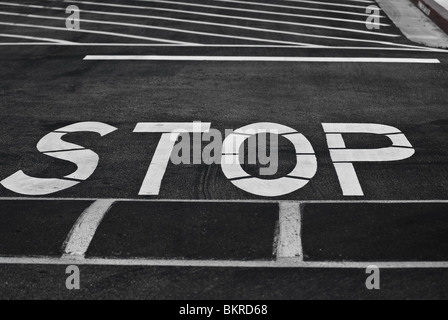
[
  {"left": 83, "top": 56, "right": 441, "bottom": 63},
  {"left": 0, "top": 21, "right": 198, "bottom": 45},
  {"left": 63, "top": 200, "right": 115, "bottom": 258},
  {"left": 0, "top": 256, "right": 447, "bottom": 269},
  {"left": 3, "top": 10, "right": 411, "bottom": 48},
  {"left": 1, "top": 197, "right": 448, "bottom": 203},
  {"left": 0, "top": 42, "right": 58, "bottom": 45},
  {"left": 0, "top": 33, "right": 75, "bottom": 44},
  {"left": 136, "top": 134, "right": 179, "bottom": 196},
  {"left": 54, "top": 0, "right": 389, "bottom": 26},
  {"left": 214, "top": 0, "right": 373, "bottom": 10},
  {"left": 278, "top": 202, "right": 303, "bottom": 260},
  {"left": 120, "top": 0, "right": 385, "bottom": 18},
  {"left": 1, "top": 2, "right": 394, "bottom": 35},
  {"left": 1, "top": 43, "right": 446, "bottom": 52},
  {"left": 133, "top": 0, "right": 384, "bottom": 18},
  {"left": 0, "top": 11, "right": 313, "bottom": 46},
  {"left": 340, "top": 0, "right": 375, "bottom": 2}
]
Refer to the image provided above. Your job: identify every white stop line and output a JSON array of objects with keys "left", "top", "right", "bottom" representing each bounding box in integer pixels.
[{"left": 83, "top": 56, "right": 441, "bottom": 63}]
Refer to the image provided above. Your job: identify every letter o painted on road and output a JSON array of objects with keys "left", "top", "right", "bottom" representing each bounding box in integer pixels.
[{"left": 221, "top": 123, "right": 317, "bottom": 197}]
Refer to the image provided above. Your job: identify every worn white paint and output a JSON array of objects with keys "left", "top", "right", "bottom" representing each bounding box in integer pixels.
[
  {"left": 278, "top": 202, "right": 303, "bottom": 259},
  {"left": 63, "top": 200, "right": 115, "bottom": 258}
]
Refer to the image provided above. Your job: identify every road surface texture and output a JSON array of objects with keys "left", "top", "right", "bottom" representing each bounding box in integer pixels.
[{"left": 0, "top": 0, "right": 447, "bottom": 300}]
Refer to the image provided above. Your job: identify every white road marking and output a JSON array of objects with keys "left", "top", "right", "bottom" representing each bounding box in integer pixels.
[
  {"left": 36, "top": 132, "right": 83, "bottom": 152},
  {"left": 332, "top": 163, "right": 365, "bottom": 196},
  {"left": 0, "top": 33, "right": 75, "bottom": 44},
  {"left": 63, "top": 200, "right": 115, "bottom": 258},
  {"left": 0, "top": 198, "right": 447, "bottom": 203},
  {"left": 83, "top": 56, "right": 441, "bottom": 63},
  {"left": 0, "top": 198, "right": 445, "bottom": 268},
  {"left": 1, "top": 122, "right": 118, "bottom": 196},
  {"left": 44, "top": 150, "right": 100, "bottom": 181},
  {"left": 323, "top": 123, "right": 402, "bottom": 134},
  {"left": 323, "top": 123, "right": 416, "bottom": 197},
  {"left": 0, "top": 2, "right": 395, "bottom": 35},
  {"left": 214, "top": 0, "right": 374, "bottom": 10},
  {"left": 55, "top": 0, "right": 390, "bottom": 26},
  {"left": 0, "top": 256, "right": 446, "bottom": 269},
  {"left": 278, "top": 202, "right": 303, "bottom": 259},
  {"left": 0, "top": 4, "right": 435, "bottom": 50},
  {"left": 222, "top": 123, "right": 317, "bottom": 197},
  {"left": 131, "top": 0, "right": 385, "bottom": 18},
  {"left": 0, "top": 174, "right": 80, "bottom": 196},
  {"left": 325, "top": 134, "right": 347, "bottom": 149},
  {"left": 4, "top": 10, "right": 411, "bottom": 47},
  {"left": 137, "top": 134, "right": 180, "bottom": 196},
  {"left": 0, "top": 22, "right": 198, "bottom": 45},
  {"left": 0, "top": 43, "right": 445, "bottom": 52},
  {"left": 134, "top": 122, "right": 212, "bottom": 196},
  {"left": 319, "top": 0, "right": 375, "bottom": 2},
  {"left": 0, "top": 11, "right": 314, "bottom": 46},
  {"left": 134, "top": 122, "right": 212, "bottom": 132},
  {"left": 0, "top": 42, "right": 57, "bottom": 45}
]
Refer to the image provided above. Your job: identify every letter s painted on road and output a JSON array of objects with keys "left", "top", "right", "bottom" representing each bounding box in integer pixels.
[{"left": 0, "top": 122, "right": 117, "bottom": 195}]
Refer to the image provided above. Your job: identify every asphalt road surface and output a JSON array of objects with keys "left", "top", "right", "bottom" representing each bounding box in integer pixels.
[{"left": 0, "top": 0, "right": 448, "bottom": 300}]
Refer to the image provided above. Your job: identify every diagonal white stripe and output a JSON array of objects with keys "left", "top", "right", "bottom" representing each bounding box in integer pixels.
[
  {"left": 0, "top": 4, "right": 398, "bottom": 38},
  {"left": 63, "top": 200, "right": 115, "bottom": 258},
  {"left": 1, "top": 1, "right": 391, "bottom": 27},
  {"left": 2, "top": 11, "right": 420, "bottom": 48},
  {"left": 0, "top": 21, "right": 199, "bottom": 45},
  {"left": 260, "top": 0, "right": 376, "bottom": 9},
  {"left": 0, "top": 32, "right": 76, "bottom": 44},
  {"left": 0, "top": 11, "right": 315, "bottom": 46},
  {"left": 119, "top": 0, "right": 386, "bottom": 18}
]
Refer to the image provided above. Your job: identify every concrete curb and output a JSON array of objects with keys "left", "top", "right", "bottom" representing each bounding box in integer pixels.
[{"left": 412, "top": 0, "right": 448, "bottom": 34}]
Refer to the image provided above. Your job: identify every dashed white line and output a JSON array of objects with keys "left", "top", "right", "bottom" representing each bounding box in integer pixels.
[
  {"left": 83, "top": 56, "right": 441, "bottom": 63},
  {"left": 63, "top": 200, "right": 115, "bottom": 258}
]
